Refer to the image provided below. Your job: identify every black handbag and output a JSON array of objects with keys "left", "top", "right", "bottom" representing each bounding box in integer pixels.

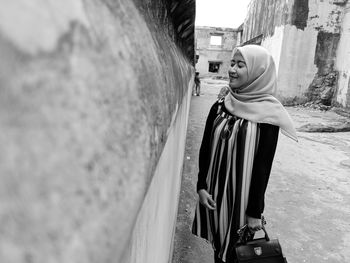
[{"left": 234, "top": 222, "right": 287, "bottom": 263}]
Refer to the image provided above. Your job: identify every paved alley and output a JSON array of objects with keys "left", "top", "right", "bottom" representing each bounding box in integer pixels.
[{"left": 172, "top": 78, "right": 350, "bottom": 263}]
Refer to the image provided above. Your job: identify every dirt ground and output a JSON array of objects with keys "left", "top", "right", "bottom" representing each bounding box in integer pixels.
[{"left": 172, "top": 78, "right": 350, "bottom": 263}]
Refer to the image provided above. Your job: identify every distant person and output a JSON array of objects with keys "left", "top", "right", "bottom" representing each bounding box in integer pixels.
[
  {"left": 192, "top": 45, "right": 297, "bottom": 263},
  {"left": 194, "top": 72, "right": 201, "bottom": 96}
]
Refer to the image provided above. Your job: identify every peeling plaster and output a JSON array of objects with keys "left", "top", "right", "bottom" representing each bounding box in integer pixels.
[
  {"left": 0, "top": 0, "right": 90, "bottom": 55},
  {"left": 308, "top": 0, "right": 344, "bottom": 33},
  {"left": 307, "top": 31, "right": 340, "bottom": 104},
  {"left": 315, "top": 31, "right": 340, "bottom": 75},
  {"left": 274, "top": 25, "right": 318, "bottom": 101},
  {"left": 291, "top": 0, "right": 309, "bottom": 30}
]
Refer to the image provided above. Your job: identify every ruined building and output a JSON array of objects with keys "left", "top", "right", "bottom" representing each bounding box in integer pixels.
[
  {"left": 195, "top": 26, "right": 241, "bottom": 77},
  {"left": 242, "top": 0, "right": 350, "bottom": 109},
  {"left": 0, "top": 1, "right": 195, "bottom": 263}
]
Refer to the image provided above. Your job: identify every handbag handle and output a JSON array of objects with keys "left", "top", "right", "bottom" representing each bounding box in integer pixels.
[
  {"left": 259, "top": 216, "right": 269, "bottom": 241},
  {"left": 236, "top": 216, "right": 270, "bottom": 245},
  {"left": 260, "top": 224, "right": 270, "bottom": 241}
]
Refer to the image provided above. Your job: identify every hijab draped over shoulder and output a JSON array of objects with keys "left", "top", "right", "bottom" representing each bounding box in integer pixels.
[{"left": 224, "top": 45, "right": 298, "bottom": 141}]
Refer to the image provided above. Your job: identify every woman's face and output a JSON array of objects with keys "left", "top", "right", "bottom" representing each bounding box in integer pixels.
[{"left": 228, "top": 51, "right": 248, "bottom": 90}]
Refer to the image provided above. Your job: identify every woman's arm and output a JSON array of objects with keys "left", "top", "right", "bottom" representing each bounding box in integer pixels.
[
  {"left": 246, "top": 123, "right": 279, "bottom": 219},
  {"left": 196, "top": 102, "right": 219, "bottom": 192}
]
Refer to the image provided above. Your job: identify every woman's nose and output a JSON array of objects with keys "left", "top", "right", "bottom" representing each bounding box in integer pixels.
[{"left": 229, "top": 66, "right": 236, "bottom": 73}]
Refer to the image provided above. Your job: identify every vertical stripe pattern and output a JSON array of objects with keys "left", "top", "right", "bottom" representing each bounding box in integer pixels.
[{"left": 192, "top": 109, "right": 260, "bottom": 262}]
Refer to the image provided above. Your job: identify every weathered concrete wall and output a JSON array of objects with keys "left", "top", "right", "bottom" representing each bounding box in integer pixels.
[
  {"left": 124, "top": 87, "right": 191, "bottom": 263},
  {"left": 243, "top": 0, "right": 294, "bottom": 43},
  {"left": 243, "top": 0, "right": 314, "bottom": 103},
  {"left": 242, "top": 0, "right": 348, "bottom": 106},
  {"left": 306, "top": 0, "right": 345, "bottom": 106},
  {"left": 0, "top": 0, "right": 194, "bottom": 262},
  {"left": 275, "top": 25, "right": 319, "bottom": 103},
  {"left": 196, "top": 49, "right": 233, "bottom": 76},
  {"left": 335, "top": 3, "right": 350, "bottom": 108},
  {"left": 196, "top": 26, "right": 239, "bottom": 77}
]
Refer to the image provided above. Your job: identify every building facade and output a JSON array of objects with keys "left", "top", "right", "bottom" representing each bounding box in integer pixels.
[
  {"left": 195, "top": 26, "right": 241, "bottom": 77},
  {"left": 242, "top": 0, "right": 350, "bottom": 108}
]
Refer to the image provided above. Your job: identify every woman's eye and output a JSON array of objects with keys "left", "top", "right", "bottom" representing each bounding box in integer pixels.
[{"left": 231, "top": 61, "right": 245, "bottom": 68}]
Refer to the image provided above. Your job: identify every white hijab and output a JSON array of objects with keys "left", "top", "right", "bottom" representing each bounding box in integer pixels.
[{"left": 224, "top": 45, "right": 298, "bottom": 141}]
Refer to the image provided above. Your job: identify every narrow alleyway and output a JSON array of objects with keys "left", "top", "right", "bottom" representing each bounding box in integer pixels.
[{"left": 172, "top": 78, "right": 350, "bottom": 263}]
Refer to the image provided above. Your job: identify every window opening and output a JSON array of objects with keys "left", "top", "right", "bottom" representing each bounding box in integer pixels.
[
  {"left": 210, "top": 35, "right": 222, "bottom": 46},
  {"left": 209, "top": 62, "right": 221, "bottom": 73}
]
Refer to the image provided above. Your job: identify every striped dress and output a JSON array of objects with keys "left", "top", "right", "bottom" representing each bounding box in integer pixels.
[{"left": 192, "top": 99, "right": 279, "bottom": 262}]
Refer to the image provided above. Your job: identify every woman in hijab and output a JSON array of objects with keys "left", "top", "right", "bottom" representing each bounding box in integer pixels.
[{"left": 192, "top": 45, "right": 297, "bottom": 263}]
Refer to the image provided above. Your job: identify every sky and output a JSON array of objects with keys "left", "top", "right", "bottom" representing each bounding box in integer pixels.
[{"left": 195, "top": 0, "right": 251, "bottom": 28}]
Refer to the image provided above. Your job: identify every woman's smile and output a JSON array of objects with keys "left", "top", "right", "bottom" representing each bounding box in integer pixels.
[{"left": 228, "top": 51, "right": 248, "bottom": 90}]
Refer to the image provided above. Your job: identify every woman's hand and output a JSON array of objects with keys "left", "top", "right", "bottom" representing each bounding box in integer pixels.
[
  {"left": 198, "top": 189, "right": 216, "bottom": 210},
  {"left": 246, "top": 215, "right": 262, "bottom": 231}
]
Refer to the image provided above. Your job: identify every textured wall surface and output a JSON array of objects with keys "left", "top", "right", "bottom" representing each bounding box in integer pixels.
[
  {"left": 124, "top": 87, "right": 192, "bottom": 263},
  {"left": 306, "top": 0, "right": 345, "bottom": 105},
  {"left": 278, "top": 26, "right": 319, "bottom": 103},
  {"left": 335, "top": 2, "right": 350, "bottom": 108},
  {"left": 242, "top": 0, "right": 294, "bottom": 43},
  {"left": 0, "top": 0, "right": 195, "bottom": 262},
  {"left": 195, "top": 26, "right": 239, "bottom": 76},
  {"left": 243, "top": 0, "right": 349, "bottom": 106},
  {"left": 243, "top": 0, "right": 314, "bottom": 103}
]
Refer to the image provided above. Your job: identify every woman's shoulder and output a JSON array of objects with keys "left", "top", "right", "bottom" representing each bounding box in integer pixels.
[
  {"left": 209, "top": 97, "right": 226, "bottom": 114},
  {"left": 218, "top": 86, "right": 230, "bottom": 100}
]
